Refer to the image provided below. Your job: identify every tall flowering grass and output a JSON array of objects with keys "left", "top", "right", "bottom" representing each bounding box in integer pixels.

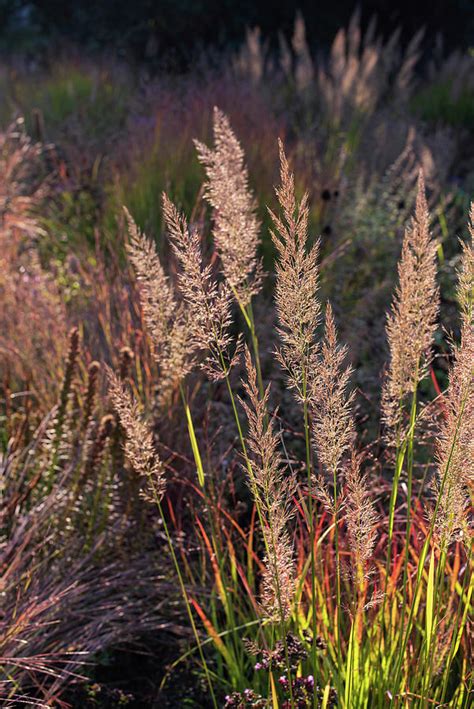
[
  {"left": 108, "top": 112, "right": 472, "bottom": 707},
  {"left": 0, "top": 19, "right": 473, "bottom": 704}
]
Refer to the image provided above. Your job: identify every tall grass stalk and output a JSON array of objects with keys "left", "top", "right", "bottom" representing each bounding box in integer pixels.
[
  {"left": 301, "top": 366, "right": 319, "bottom": 705},
  {"left": 179, "top": 383, "right": 245, "bottom": 684},
  {"left": 391, "top": 386, "right": 470, "bottom": 701}
]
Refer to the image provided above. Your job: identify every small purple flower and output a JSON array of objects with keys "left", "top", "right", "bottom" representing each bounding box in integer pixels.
[
  {"left": 278, "top": 675, "right": 289, "bottom": 686},
  {"left": 254, "top": 662, "right": 263, "bottom": 670}
]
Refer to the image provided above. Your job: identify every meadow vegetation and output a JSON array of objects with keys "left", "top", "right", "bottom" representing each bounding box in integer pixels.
[{"left": 0, "top": 12, "right": 472, "bottom": 708}]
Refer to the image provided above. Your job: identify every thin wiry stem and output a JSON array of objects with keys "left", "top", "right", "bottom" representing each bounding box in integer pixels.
[{"left": 378, "top": 174, "right": 439, "bottom": 689}]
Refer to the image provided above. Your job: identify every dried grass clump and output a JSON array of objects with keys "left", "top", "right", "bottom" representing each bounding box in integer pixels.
[
  {"left": 0, "top": 120, "right": 68, "bottom": 408},
  {"left": 0, "top": 118, "right": 49, "bottom": 246},
  {"left": 237, "top": 10, "right": 423, "bottom": 122},
  {"left": 0, "top": 259, "right": 68, "bottom": 407},
  {"left": 1, "top": 332, "right": 172, "bottom": 706},
  {"left": 0, "top": 535, "right": 169, "bottom": 706},
  {"left": 316, "top": 10, "right": 423, "bottom": 121}
]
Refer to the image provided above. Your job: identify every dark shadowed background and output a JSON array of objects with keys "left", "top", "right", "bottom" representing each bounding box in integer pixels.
[{"left": 1, "top": 0, "right": 473, "bottom": 65}]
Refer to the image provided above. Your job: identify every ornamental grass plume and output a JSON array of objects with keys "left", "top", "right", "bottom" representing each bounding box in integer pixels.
[
  {"left": 307, "top": 303, "right": 377, "bottom": 640},
  {"left": 269, "top": 139, "right": 320, "bottom": 403},
  {"left": 239, "top": 348, "right": 296, "bottom": 622},
  {"left": 310, "top": 303, "right": 356, "bottom": 490},
  {"left": 344, "top": 450, "right": 378, "bottom": 584},
  {"left": 162, "top": 192, "right": 238, "bottom": 380},
  {"left": 382, "top": 170, "right": 439, "bottom": 439},
  {"left": 195, "top": 107, "right": 262, "bottom": 307},
  {"left": 124, "top": 207, "right": 195, "bottom": 403},
  {"left": 434, "top": 209, "right": 474, "bottom": 548},
  {"left": 124, "top": 206, "right": 175, "bottom": 354},
  {"left": 107, "top": 367, "right": 166, "bottom": 503}
]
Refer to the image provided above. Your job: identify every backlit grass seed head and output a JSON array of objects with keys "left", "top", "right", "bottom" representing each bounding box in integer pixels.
[
  {"left": 382, "top": 170, "right": 439, "bottom": 438},
  {"left": 269, "top": 140, "right": 321, "bottom": 402},
  {"left": 195, "top": 107, "right": 262, "bottom": 306},
  {"left": 240, "top": 348, "right": 296, "bottom": 622},
  {"left": 162, "top": 192, "right": 237, "bottom": 380},
  {"left": 457, "top": 205, "right": 474, "bottom": 329},
  {"left": 107, "top": 367, "right": 166, "bottom": 502},
  {"left": 308, "top": 305, "right": 378, "bottom": 582},
  {"left": 310, "top": 303, "right": 356, "bottom": 483},
  {"left": 124, "top": 207, "right": 196, "bottom": 403},
  {"left": 344, "top": 450, "right": 378, "bottom": 583},
  {"left": 434, "top": 214, "right": 474, "bottom": 548},
  {"left": 124, "top": 207, "right": 176, "bottom": 353}
]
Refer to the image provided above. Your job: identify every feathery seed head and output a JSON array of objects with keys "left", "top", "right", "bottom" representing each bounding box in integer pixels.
[
  {"left": 82, "top": 360, "right": 101, "bottom": 431},
  {"left": 310, "top": 303, "right": 355, "bottom": 478},
  {"left": 195, "top": 107, "right": 262, "bottom": 306},
  {"left": 240, "top": 348, "right": 296, "bottom": 622},
  {"left": 84, "top": 414, "right": 115, "bottom": 478},
  {"left": 56, "top": 327, "right": 80, "bottom": 430},
  {"left": 124, "top": 206, "right": 196, "bottom": 404},
  {"left": 118, "top": 347, "right": 134, "bottom": 381},
  {"left": 106, "top": 367, "right": 166, "bottom": 502},
  {"left": 434, "top": 221, "right": 473, "bottom": 548},
  {"left": 269, "top": 140, "right": 321, "bottom": 402},
  {"left": 457, "top": 205, "right": 474, "bottom": 329},
  {"left": 162, "top": 192, "right": 237, "bottom": 380},
  {"left": 344, "top": 450, "right": 378, "bottom": 585},
  {"left": 124, "top": 206, "right": 176, "bottom": 354},
  {"left": 382, "top": 170, "right": 439, "bottom": 438}
]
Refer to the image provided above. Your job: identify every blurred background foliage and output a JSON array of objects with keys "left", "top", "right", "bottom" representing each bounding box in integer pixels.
[{"left": 0, "top": 0, "right": 473, "bottom": 65}]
